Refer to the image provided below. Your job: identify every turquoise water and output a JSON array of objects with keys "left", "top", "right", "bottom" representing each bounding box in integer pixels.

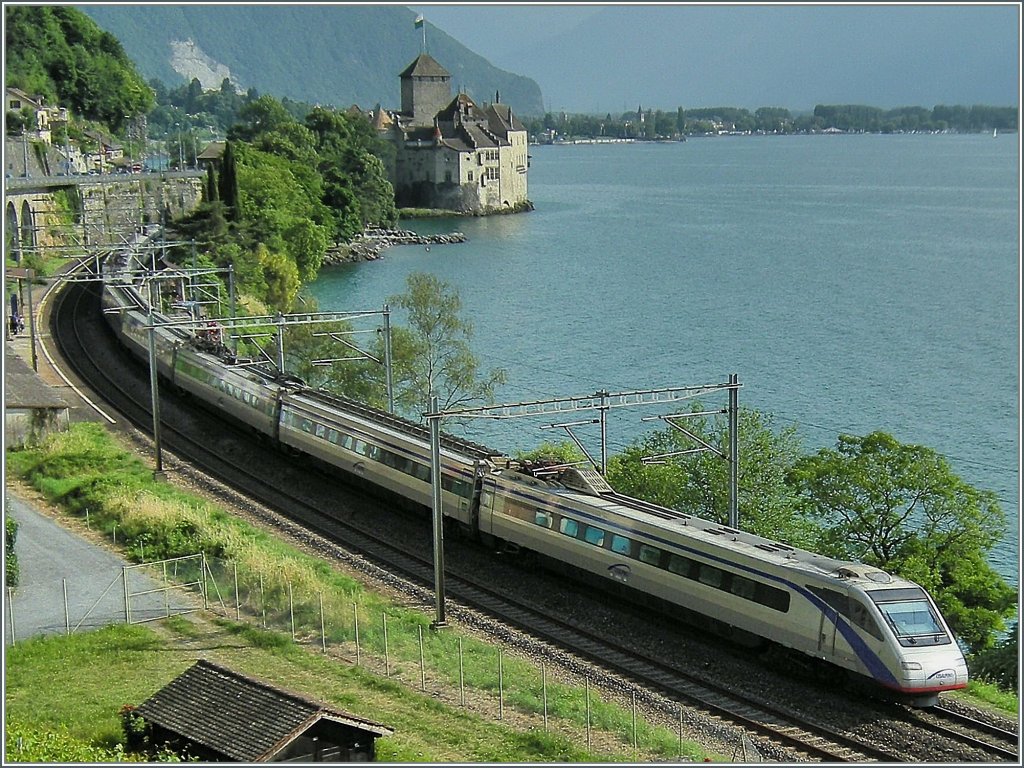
[{"left": 307, "top": 134, "right": 1020, "bottom": 585}]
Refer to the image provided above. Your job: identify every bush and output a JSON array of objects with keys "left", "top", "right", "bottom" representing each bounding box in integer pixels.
[
  {"left": 5, "top": 514, "right": 18, "bottom": 587},
  {"left": 970, "top": 622, "right": 1018, "bottom": 691}
]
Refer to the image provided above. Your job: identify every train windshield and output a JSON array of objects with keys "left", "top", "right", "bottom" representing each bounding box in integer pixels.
[{"left": 869, "top": 588, "right": 950, "bottom": 647}]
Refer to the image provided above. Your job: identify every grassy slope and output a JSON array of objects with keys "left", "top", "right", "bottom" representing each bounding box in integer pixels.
[{"left": 4, "top": 425, "right": 721, "bottom": 762}]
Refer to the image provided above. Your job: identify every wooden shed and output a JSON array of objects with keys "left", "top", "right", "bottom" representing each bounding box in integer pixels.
[
  {"left": 4, "top": 346, "right": 70, "bottom": 448},
  {"left": 134, "top": 660, "right": 393, "bottom": 762}
]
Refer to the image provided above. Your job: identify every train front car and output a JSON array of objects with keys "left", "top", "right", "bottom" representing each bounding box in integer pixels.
[{"left": 851, "top": 572, "right": 969, "bottom": 707}]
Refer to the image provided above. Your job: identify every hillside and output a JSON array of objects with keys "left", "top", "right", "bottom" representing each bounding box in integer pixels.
[{"left": 81, "top": 5, "right": 544, "bottom": 115}]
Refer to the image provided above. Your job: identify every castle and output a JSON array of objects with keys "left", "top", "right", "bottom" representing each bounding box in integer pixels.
[{"left": 376, "top": 54, "right": 530, "bottom": 215}]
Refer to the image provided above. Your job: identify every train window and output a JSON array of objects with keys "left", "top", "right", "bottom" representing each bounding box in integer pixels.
[
  {"left": 300, "top": 419, "right": 314, "bottom": 433},
  {"left": 697, "top": 564, "right": 723, "bottom": 588},
  {"left": 756, "top": 584, "right": 791, "bottom": 612},
  {"left": 582, "top": 525, "right": 605, "bottom": 547},
  {"left": 848, "top": 599, "right": 883, "bottom": 641},
  {"left": 327, "top": 429, "right": 340, "bottom": 444},
  {"left": 534, "top": 510, "right": 553, "bottom": 529},
  {"left": 341, "top": 434, "right": 354, "bottom": 450},
  {"left": 667, "top": 554, "right": 692, "bottom": 577},
  {"left": 559, "top": 518, "right": 579, "bottom": 537},
  {"left": 875, "top": 600, "right": 947, "bottom": 644},
  {"left": 730, "top": 575, "right": 757, "bottom": 600},
  {"left": 315, "top": 424, "right": 327, "bottom": 439},
  {"left": 638, "top": 544, "right": 662, "bottom": 566},
  {"left": 610, "top": 535, "right": 631, "bottom": 555},
  {"left": 414, "top": 463, "right": 431, "bottom": 482},
  {"left": 443, "top": 478, "right": 472, "bottom": 498}
]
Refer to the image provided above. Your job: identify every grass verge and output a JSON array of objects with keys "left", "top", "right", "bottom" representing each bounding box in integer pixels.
[{"left": 5, "top": 423, "right": 722, "bottom": 761}]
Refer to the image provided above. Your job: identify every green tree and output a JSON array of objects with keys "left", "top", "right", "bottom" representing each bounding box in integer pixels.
[
  {"left": 4, "top": 6, "right": 153, "bottom": 124},
  {"left": 970, "top": 621, "right": 1018, "bottom": 691},
  {"left": 286, "top": 319, "right": 384, "bottom": 406},
  {"left": 607, "top": 406, "right": 814, "bottom": 545},
  {"left": 517, "top": 441, "right": 587, "bottom": 466},
  {"left": 217, "top": 140, "right": 240, "bottom": 221},
  {"left": 788, "top": 431, "right": 1015, "bottom": 653},
  {"left": 384, "top": 272, "right": 507, "bottom": 419},
  {"left": 255, "top": 243, "right": 299, "bottom": 310}
]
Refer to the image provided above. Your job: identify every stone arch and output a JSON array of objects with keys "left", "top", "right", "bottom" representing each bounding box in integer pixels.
[
  {"left": 19, "top": 199, "right": 35, "bottom": 259},
  {"left": 6, "top": 200, "right": 20, "bottom": 262}
]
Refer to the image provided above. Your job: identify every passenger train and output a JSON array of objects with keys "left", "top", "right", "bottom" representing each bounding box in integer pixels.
[{"left": 99, "top": 248, "right": 968, "bottom": 707}]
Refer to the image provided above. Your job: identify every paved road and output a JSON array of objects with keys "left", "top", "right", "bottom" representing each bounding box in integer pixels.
[{"left": 5, "top": 491, "right": 195, "bottom": 645}]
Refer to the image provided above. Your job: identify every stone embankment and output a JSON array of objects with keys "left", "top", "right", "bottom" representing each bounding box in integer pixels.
[{"left": 325, "top": 227, "right": 466, "bottom": 264}]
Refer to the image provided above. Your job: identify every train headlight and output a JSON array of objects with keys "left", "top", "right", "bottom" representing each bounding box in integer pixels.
[{"left": 901, "top": 661, "right": 923, "bottom": 670}]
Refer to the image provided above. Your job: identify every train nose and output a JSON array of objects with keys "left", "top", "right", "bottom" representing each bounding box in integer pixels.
[
  {"left": 927, "top": 665, "right": 969, "bottom": 687},
  {"left": 901, "top": 660, "right": 969, "bottom": 690}
]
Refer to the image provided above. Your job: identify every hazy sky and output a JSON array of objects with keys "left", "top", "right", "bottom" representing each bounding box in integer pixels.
[{"left": 407, "top": 3, "right": 1020, "bottom": 112}]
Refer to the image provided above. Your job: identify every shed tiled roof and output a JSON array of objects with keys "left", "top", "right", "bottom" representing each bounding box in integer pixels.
[
  {"left": 4, "top": 347, "right": 69, "bottom": 408},
  {"left": 135, "top": 660, "right": 391, "bottom": 761}
]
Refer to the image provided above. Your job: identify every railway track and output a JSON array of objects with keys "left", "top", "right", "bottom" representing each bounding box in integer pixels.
[
  {"left": 50, "top": 274, "right": 1019, "bottom": 763},
  {"left": 903, "top": 704, "right": 1019, "bottom": 761}
]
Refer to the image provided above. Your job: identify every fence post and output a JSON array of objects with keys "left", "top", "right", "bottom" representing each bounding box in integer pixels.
[
  {"left": 62, "top": 579, "right": 70, "bottom": 636},
  {"left": 353, "top": 603, "right": 360, "bottom": 666},
  {"left": 498, "top": 647, "right": 504, "bottom": 721},
  {"left": 585, "top": 675, "right": 591, "bottom": 752},
  {"left": 122, "top": 565, "right": 130, "bottom": 624},
  {"left": 632, "top": 690, "right": 637, "bottom": 761},
  {"left": 163, "top": 560, "right": 170, "bottom": 618},
  {"left": 112, "top": 523, "right": 116, "bottom": 545},
  {"left": 383, "top": 612, "right": 389, "bottom": 677},
  {"left": 542, "top": 662, "right": 548, "bottom": 731},
  {"left": 85, "top": 507, "right": 89, "bottom": 529},
  {"left": 260, "top": 572, "right": 266, "bottom": 628},
  {"left": 678, "top": 705, "right": 683, "bottom": 761},
  {"left": 319, "top": 593, "right": 326, "bottom": 653},
  {"left": 459, "top": 637, "right": 465, "bottom": 707},
  {"left": 201, "top": 553, "right": 208, "bottom": 610},
  {"left": 418, "top": 625, "right": 425, "bottom": 691},
  {"left": 234, "top": 563, "right": 240, "bottom": 621},
  {"left": 7, "top": 587, "right": 15, "bottom": 645},
  {"left": 288, "top": 582, "right": 295, "bottom": 641}
]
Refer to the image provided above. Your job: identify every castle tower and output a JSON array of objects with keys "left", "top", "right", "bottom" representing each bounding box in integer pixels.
[{"left": 399, "top": 53, "right": 451, "bottom": 127}]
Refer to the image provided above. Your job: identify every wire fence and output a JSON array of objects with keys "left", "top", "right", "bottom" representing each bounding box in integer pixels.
[{"left": 5, "top": 551, "right": 755, "bottom": 762}]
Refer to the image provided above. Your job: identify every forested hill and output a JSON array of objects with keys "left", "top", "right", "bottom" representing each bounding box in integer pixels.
[{"left": 82, "top": 5, "right": 544, "bottom": 115}]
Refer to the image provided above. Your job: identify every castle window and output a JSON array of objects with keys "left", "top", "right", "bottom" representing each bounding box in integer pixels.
[{"left": 468, "top": 172, "right": 473, "bottom": 182}]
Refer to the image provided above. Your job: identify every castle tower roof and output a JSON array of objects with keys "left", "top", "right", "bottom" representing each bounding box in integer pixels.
[{"left": 399, "top": 53, "right": 450, "bottom": 79}]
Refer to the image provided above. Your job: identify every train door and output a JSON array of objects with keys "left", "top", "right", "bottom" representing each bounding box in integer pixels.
[
  {"left": 475, "top": 476, "right": 497, "bottom": 545},
  {"left": 811, "top": 584, "right": 849, "bottom": 658}
]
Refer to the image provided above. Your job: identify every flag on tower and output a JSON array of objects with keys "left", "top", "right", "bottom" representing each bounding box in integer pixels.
[{"left": 414, "top": 14, "right": 424, "bottom": 28}]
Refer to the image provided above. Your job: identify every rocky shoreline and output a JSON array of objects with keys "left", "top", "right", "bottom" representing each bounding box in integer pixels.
[{"left": 324, "top": 227, "right": 467, "bottom": 264}]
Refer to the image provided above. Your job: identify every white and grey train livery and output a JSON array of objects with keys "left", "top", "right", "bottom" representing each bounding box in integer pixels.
[{"left": 100, "top": 256, "right": 969, "bottom": 707}]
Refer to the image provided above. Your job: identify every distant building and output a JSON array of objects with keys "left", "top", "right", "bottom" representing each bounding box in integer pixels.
[
  {"left": 381, "top": 53, "right": 530, "bottom": 214},
  {"left": 4, "top": 346, "right": 70, "bottom": 448},
  {"left": 5, "top": 87, "right": 68, "bottom": 145},
  {"left": 196, "top": 140, "right": 227, "bottom": 169}
]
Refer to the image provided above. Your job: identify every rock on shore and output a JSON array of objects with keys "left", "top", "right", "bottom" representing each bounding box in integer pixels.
[{"left": 324, "top": 227, "right": 466, "bottom": 264}]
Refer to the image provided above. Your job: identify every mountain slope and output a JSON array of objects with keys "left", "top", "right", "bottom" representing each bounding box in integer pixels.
[{"left": 82, "top": 5, "right": 544, "bottom": 115}]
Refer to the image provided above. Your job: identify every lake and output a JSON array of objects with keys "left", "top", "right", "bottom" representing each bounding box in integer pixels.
[{"left": 307, "top": 134, "right": 1020, "bottom": 586}]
